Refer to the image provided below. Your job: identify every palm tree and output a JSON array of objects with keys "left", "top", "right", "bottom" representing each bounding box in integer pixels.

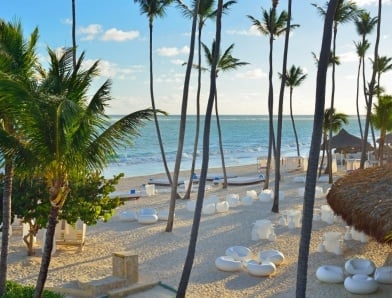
[
  {"left": 353, "top": 10, "right": 377, "bottom": 138},
  {"left": 279, "top": 65, "right": 307, "bottom": 159},
  {"left": 133, "top": 0, "right": 174, "bottom": 186},
  {"left": 175, "top": 0, "right": 236, "bottom": 198},
  {"left": 71, "top": 0, "right": 77, "bottom": 68},
  {"left": 319, "top": 108, "right": 348, "bottom": 177},
  {"left": 360, "top": 0, "right": 382, "bottom": 169},
  {"left": 296, "top": 0, "right": 339, "bottom": 295},
  {"left": 371, "top": 95, "right": 392, "bottom": 166},
  {"left": 248, "top": 7, "right": 297, "bottom": 189},
  {"left": 371, "top": 55, "right": 392, "bottom": 98},
  {"left": 0, "top": 48, "right": 156, "bottom": 297},
  {"left": 200, "top": 41, "right": 248, "bottom": 188},
  {"left": 0, "top": 20, "right": 39, "bottom": 295},
  {"left": 313, "top": 0, "right": 358, "bottom": 184},
  {"left": 177, "top": 1, "right": 223, "bottom": 295}
]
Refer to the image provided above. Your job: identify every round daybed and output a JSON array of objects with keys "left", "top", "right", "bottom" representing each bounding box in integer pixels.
[
  {"left": 226, "top": 194, "right": 240, "bottom": 207},
  {"left": 215, "top": 256, "right": 242, "bottom": 272},
  {"left": 345, "top": 258, "right": 376, "bottom": 275},
  {"left": 259, "top": 189, "right": 273, "bottom": 202},
  {"left": 316, "top": 265, "right": 345, "bottom": 283},
  {"left": 216, "top": 201, "right": 229, "bottom": 213},
  {"left": 202, "top": 203, "right": 216, "bottom": 215},
  {"left": 246, "top": 190, "right": 258, "bottom": 200},
  {"left": 259, "top": 249, "right": 285, "bottom": 266},
  {"left": 157, "top": 209, "right": 172, "bottom": 221},
  {"left": 186, "top": 200, "right": 196, "bottom": 212},
  {"left": 246, "top": 260, "right": 276, "bottom": 277},
  {"left": 137, "top": 208, "right": 158, "bottom": 224},
  {"left": 374, "top": 266, "right": 392, "bottom": 284},
  {"left": 119, "top": 210, "right": 137, "bottom": 221},
  {"left": 225, "top": 246, "right": 252, "bottom": 261},
  {"left": 241, "top": 195, "right": 253, "bottom": 206},
  {"left": 344, "top": 274, "right": 378, "bottom": 294}
]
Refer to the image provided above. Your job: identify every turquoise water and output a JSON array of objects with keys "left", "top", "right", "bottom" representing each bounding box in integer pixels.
[{"left": 103, "top": 114, "right": 369, "bottom": 178}]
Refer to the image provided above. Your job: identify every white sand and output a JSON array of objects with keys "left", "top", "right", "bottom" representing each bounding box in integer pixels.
[{"left": 6, "top": 165, "right": 392, "bottom": 297}]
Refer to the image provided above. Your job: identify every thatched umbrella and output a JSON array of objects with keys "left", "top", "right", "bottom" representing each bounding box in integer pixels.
[
  {"left": 327, "top": 165, "right": 392, "bottom": 245},
  {"left": 322, "top": 128, "right": 373, "bottom": 153},
  {"left": 377, "top": 133, "right": 392, "bottom": 144}
]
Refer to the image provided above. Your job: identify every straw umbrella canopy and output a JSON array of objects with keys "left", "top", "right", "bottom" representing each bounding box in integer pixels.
[
  {"left": 327, "top": 165, "right": 392, "bottom": 245},
  {"left": 377, "top": 133, "right": 392, "bottom": 144},
  {"left": 321, "top": 128, "right": 373, "bottom": 153}
]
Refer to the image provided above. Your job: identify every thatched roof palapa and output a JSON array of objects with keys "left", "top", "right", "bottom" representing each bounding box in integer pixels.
[
  {"left": 321, "top": 128, "right": 373, "bottom": 153},
  {"left": 327, "top": 165, "right": 392, "bottom": 245}
]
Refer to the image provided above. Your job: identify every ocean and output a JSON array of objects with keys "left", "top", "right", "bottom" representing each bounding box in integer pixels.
[{"left": 103, "top": 114, "right": 369, "bottom": 178}]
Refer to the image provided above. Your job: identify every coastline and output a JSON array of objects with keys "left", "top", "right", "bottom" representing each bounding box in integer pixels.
[{"left": 7, "top": 163, "right": 392, "bottom": 297}]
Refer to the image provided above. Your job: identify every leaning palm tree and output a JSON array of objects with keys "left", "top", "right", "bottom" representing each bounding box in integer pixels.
[
  {"left": 353, "top": 10, "right": 378, "bottom": 138},
  {"left": 201, "top": 41, "right": 249, "bottom": 188},
  {"left": 371, "top": 95, "right": 392, "bottom": 166},
  {"left": 175, "top": 0, "right": 236, "bottom": 198},
  {"left": 0, "top": 20, "right": 39, "bottom": 295},
  {"left": 133, "top": 0, "right": 174, "bottom": 186},
  {"left": 177, "top": 0, "right": 223, "bottom": 295},
  {"left": 319, "top": 108, "right": 348, "bottom": 177},
  {"left": 279, "top": 65, "right": 307, "bottom": 159},
  {"left": 248, "top": 7, "right": 297, "bottom": 189},
  {"left": 0, "top": 48, "right": 156, "bottom": 297},
  {"left": 296, "top": 0, "right": 339, "bottom": 295}
]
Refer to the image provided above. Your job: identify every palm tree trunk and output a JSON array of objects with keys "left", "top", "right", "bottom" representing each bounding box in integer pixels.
[
  {"left": 72, "top": 0, "right": 76, "bottom": 69},
  {"left": 290, "top": 88, "right": 301, "bottom": 158},
  {"left": 273, "top": 0, "right": 292, "bottom": 214},
  {"left": 166, "top": 0, "right": 198, "bottom": 232},
  {"left": 34, "top": 205, "right": 60, "bottom": 298},
  {"left": 356, "top": 57, "right": 363, "bottom": 139},
  {"left": 0, "top": 161, "right": 13, "bottom": 295},
  {"left": 177, "top": 1, "right": 221, "bottom": 295},
  {"left": 360, "top": 0, "right": 381, "bottom": 169},
  {"left": 215, "top": 91, "right": 227, "bottom": 189},
  {"left": 296, "top": 0, "right": 338, "bottom": 296}
]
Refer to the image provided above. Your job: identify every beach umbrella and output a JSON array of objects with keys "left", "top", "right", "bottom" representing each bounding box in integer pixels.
[
  {"left": 321, "top": 128, "right": 372, "bottom": 153},
  {"left": 326, "top": 165, "right": 392, "bottom": 245},
  {"left": 377, "top": 133, "right": 392, "bottom": 144}
]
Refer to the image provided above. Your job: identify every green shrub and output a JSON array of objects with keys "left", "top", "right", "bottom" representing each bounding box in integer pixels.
[{"left": 1, "top": 281, "right": 64, "bottom": 298}]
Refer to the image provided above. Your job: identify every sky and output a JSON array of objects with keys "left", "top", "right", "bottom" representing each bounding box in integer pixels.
[{"left": 2, "top": 0, "right": 392, "bottom": 115}]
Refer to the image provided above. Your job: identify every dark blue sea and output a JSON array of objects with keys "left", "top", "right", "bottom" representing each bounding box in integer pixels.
[{"left": 103, "top": 114, "right": 368, "bottom": 178}]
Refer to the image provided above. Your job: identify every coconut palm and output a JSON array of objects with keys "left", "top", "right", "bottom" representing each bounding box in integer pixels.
[
  {"left": 201, "top": 41, "right": 249, "bottom": 188},
  {"left": 133, "top": 0, "right": 174, "bottom": 186},
  {"left": 175, "top": 0, "right": 236, "bottom": 198},
  {"left": 279, "top": 65, "right": 307, "bottom": 159},
  {"left": 0, "top": 20, "right": 39, "bottom": 295},
  {"left": 0, "top": 47, "right": 156, "bottom": 297},
  {"left": 296, "top": 1, "right": 339, "bottom": 295},
  {"left": 71, "top": 0, "right": 76, "bottom": 68},
  {"left": 177, "top": 1, "right": 223, "bottom": 295},
  {"left": 360, "top": 0, "right": 382, "bottom": 169},
  {"left": 370, "top": 55, "right": 392, "bottom": 98},
  {"left": 353, "top": 10, "right": 377, "bottom": 138},
  {"left": 313, "top": 0, "right": 358, "bottom": 183},
  {"left": 248, "top": 7, "right": 298, "bottom": 189},
  {"left": 371, "top": 95, "right": 392, "bottom": 166},
  {"left": 319, "top": 108, "right": 348, "bottom": 177}
]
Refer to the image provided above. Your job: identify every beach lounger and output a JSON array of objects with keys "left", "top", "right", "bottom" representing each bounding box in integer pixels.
[
  {"left": 206, "top": 173, "right": 238, "bottom": 181},
  {"left": 147, "top": 178, "right": 184, "bottom": 186},
  {"left": 215, "top": 175, "right": 265, "bottom": 186},
  {"left": 109, "top": 191, "right": 141, "bottom": 201}
]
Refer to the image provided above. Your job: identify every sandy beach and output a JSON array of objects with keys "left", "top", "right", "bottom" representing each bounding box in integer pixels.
[{"left": 6, "top": 164, "right": 392, "bottom": 297}]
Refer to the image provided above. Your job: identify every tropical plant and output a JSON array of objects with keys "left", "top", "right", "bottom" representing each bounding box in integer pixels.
[
  {"left": 0, "top": 20, "right": 39, "bottom": 295},
  {"left": 319, "top": 108, "right": 348, "bottom": 177},
  {"left": 353, "top": 10, "right": 378, "bottom": 138},
  {"left": 200, "top": 41, "right": 249, "bottom": 188},
  {"left": 248, "top": 6, "right": 298, "bottom": 189},
  {"left": 370, "top": 55, "right": 392, "bottom": 98},
  {"left": 313, "top": 0, "right": 358, "bottom": 183},
  {"left": 177, "top": 0, "right": 222, "bottom": 295},
  {"left": 1, "top": 281, "right": 63, "bottom": 298},
  {"left": 360, "top": 0, "right": 382, "bottom": 169},
  {"left": 175, "top": 0, "right": 236, "bottom": 198},
  {"left": 371, "top": 95, "right": 392, "bottom": 165},
  {"left": 133, "top": 0, "right": 174, "bottom": 186},
  {"left": 296, "top": 0, "right": 339, "bottom": 295},
  {"left": 279, "top": 65, "right": 307, "bottom": 161},
  {"left": 0, "top": 47, "right": 156, "bottom": 297}
]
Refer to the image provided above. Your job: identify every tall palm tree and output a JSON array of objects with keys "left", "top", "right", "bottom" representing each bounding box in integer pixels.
[
  {"left": 319, "top": 108, "right": 348, "bottom": 177},
  {"left": 71, "top": 0, "right": 76, "bottom": 68},
  {"left": 371, "top": 95, "right": 392, "bottom": 166},
  {"left": 371, "top": 55, "right": 392, "bottom": 98},
  {"left": 353, "top": 10, "right": 377, "bottom": 138},
  {"left": 133, "top": 0, "right": 174, "bottom": 186},
  {"left": 313, "top": 0, "right": 358, "bottom": 183},
  {"left": 175, "top": 0, "right": 236, "bottom": 198},
  {"left": 360, "top": 0, "right": 382, "bottom": 169},
  {"left": 279, "top": 65, "right": 307, "bottom": 160},
  {"left": 201, "top": 41, "right": 248, "bottom": 188},
  {"left": 0, "top": 20, "right": 39, "bottom": 295},
  {"left": 296, "top": 0, "right": 339, "bottom": 295},
  {"left": 0, "top": 48, "right": 156, "bottom": 297},
  {"left": 177, "top": 0, "right": 222, "bottom": 295},
  {"left": 248, "top": 7, "right": 297, "bottom": 189}
]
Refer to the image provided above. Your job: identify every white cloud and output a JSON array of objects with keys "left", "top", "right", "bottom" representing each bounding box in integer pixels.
[
  {"left": 78, "top": 24, "right": 103, "bottom": 41},
  {"left": 339, "top": 51, "right": 358, "bottom": 63},
  {"left": 101, "top": 28, "right": 139, "bottom": 41},
  {"left": 171, "top": 59, "right": 186, "bottom": 65},
  {"left": 236, "top": 68, "right": 267, "bottom": 79},
  {"left": 355, "top": 0, "right": 392, "bottom": 6},
  {"left": 227, "top": 26, "right": 262, "bottom": 36},
  {"left": 157, "top": 46, "right": 189, "bottom": 57}
]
